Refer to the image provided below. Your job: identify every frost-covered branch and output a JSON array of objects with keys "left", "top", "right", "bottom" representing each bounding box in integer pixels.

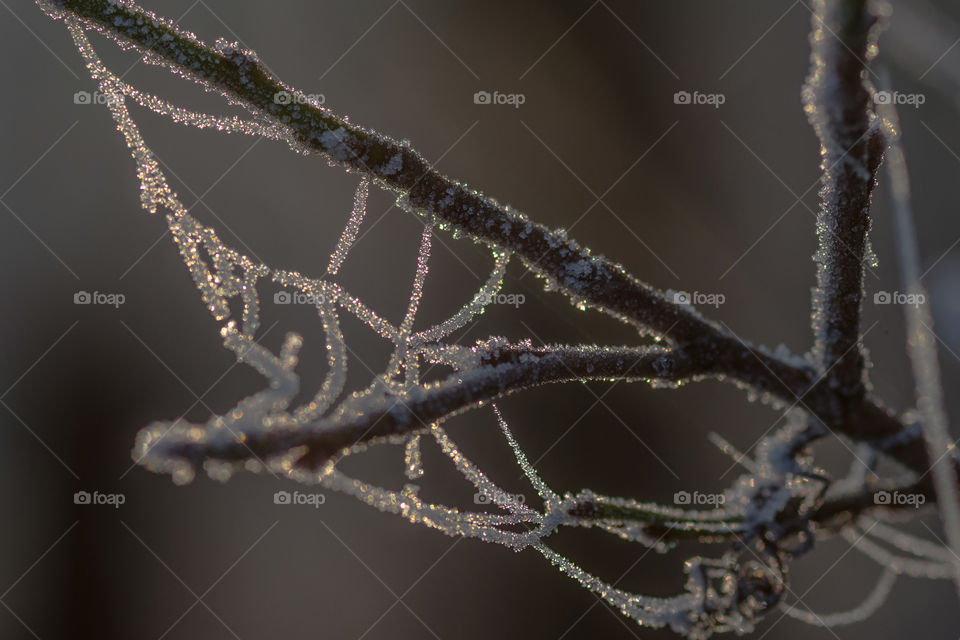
[
  {"left": 31, "top": 0, "right": 960, "bottom": 636},
  {"left": 136, "top": 335, "right": 926, "bottom": 475},
  {"left": 803, "top": 0, "right": 884, "bottom": 425},
  {"left": 138, "top": 341, "right": 687, "bottom": 470}
]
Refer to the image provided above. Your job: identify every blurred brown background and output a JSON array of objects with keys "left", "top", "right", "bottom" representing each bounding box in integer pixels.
[{"left": 2, "top": 0, "right": 959, "bottom": 637}]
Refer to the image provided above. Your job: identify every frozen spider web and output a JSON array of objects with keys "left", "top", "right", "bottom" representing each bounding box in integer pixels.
[{"left": 48, "top": 6, "right": 960, "bottom": 637}]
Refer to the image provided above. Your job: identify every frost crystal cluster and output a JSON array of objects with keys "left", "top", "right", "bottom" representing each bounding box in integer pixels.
[{"left": 34, "top": 0, "right": 960, "bottom": 636}]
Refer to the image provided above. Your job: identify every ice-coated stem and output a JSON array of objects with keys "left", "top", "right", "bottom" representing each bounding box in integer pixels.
[{"left": 803, "top": 0, "right": 883, "bottom": 426}]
